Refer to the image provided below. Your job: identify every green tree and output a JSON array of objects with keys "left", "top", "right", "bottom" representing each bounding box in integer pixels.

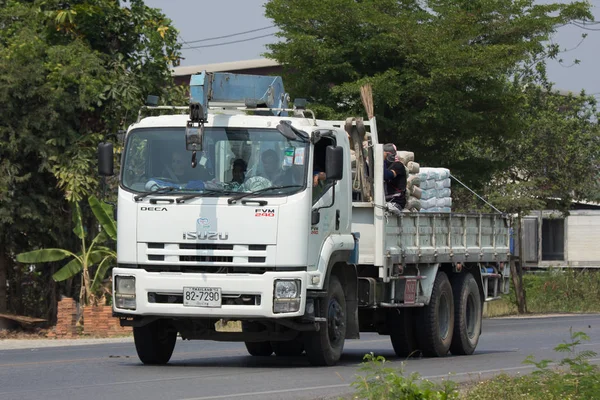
[
  {"left": 0, "top": 0, "right": 182, "bottom": 316},
  {"left": 486, "top": 83, "right": 599, "bottom": 313},
  {"left": 263, "top": 0, "right": 593, "bottom": 189}
]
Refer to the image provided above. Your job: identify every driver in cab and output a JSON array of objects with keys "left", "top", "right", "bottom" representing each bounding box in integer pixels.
[{"left": 146, "top": 149, "right": 210, "bottom": 191}]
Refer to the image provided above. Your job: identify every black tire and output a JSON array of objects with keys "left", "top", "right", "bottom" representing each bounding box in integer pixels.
[
  {"left": 133, "top": 320, "right": 177, "bottom": 365},
  {"left": 415, "top": 271, "right": 454, "bottom": 357},
  {"left": 450, "top": 273, "right": 482, "bottom": 355},
  {"left": 271, "top": 336, "right": 304, "bottom": 356},
  {"left": 244, "top": 341, "right": 273, "bottom": 356},
  {"left": 242, "top": 321, "right": 273, "bottom": 356},
  {"left": 304, "top": 275, "right": 347, "bottom": 366},
  {"left": 388, "top": 308, "right": 418, "bottom": 358}
]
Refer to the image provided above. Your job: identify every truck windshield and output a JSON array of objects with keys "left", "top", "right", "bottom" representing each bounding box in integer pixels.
[{"left": 121, "top": 127, "right": 310, "bottom": 196}]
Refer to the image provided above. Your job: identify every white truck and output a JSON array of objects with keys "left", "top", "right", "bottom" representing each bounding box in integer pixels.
[{"left": 97, "top": 71, "right": 511, "bottom": 366}]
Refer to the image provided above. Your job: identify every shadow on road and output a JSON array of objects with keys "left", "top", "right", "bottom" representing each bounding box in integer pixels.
[{"left": 119, "top": 348, "right": 517, "bottom": 369}]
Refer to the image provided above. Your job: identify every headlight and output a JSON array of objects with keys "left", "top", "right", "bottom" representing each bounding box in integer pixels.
[
  {"left": 115, "top": 276, "right": 136, "bottom": 310},
  {"left": 274, "top": 280, "right": 300, "bottom": 299},
  {"left": 273, "top": 279, "right": 301, "bottom": 314},
  {"left": 116, "top": 276, "right": 135, "bottom": 295}
]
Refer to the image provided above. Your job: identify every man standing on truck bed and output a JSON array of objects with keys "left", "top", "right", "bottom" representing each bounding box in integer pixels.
[{"left": 383, "top": 143, "right": 407, "bottom": 213}]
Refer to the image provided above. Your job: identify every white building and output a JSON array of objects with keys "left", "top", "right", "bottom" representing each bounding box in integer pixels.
[{"left": 516, "top": 202, "right": 600, "bottom": 269}]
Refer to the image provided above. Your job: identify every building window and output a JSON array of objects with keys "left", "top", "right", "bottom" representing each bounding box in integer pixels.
[{"left": 541, "top": 218, "right": 565, "bottom": 261}]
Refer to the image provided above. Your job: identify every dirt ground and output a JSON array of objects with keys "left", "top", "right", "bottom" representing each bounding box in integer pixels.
[{"left": 0, "top": 328, "right": 51, "bottom": 340}]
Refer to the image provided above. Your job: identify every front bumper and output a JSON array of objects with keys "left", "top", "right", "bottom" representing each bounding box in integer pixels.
[{"left": 112, "top": 267, "right": 309, "bottom": 319}]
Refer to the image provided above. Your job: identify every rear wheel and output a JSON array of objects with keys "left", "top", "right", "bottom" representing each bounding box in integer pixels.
[
  {"left": 415, "top": 271, "right": 454, "bottom": 357},
  {"left": 304, "top": 275, "right": 346, "bottom": 366},
  {"left": 271, "top": 336, "right": 304, "bottom": 356},
  {"left": 133, "top": 320, "right": 177, "bottom": 365},
  {"left": 450, "top": 273, "right": 482, "bottom": 355},
  {"left": 242, "top": 321, "right": 273, "bottom": 356},
  {"left": 388, "top": 308, "right": 418, "bottom": 358}
]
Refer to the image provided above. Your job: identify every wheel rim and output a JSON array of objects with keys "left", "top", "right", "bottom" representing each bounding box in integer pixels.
[
  {"left": 466, "top": 293, "right": 476, "bottom": 339},
  {"left": 328, "top": 298, "right": 345, "bottom": 344},
  {"left": 438, "top": 293, "right": 450, "bottom": 340}
]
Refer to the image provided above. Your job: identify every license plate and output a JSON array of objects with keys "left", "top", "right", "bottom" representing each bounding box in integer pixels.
[
  {"left": 404, "top": 279, "right": 417, "bottom": 305},
  {"left": 183, "top": 287, "right": 222, "bottom": 307}
]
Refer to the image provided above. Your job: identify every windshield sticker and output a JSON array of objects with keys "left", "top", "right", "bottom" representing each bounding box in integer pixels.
[
  {"left": 294, "top": 148, "right": 305, "bottom": 165},
  {"left": 283, "top": 148, "right": 295, "bottom": 167}
]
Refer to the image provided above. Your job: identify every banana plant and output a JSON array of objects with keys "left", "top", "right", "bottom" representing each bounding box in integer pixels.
[{"left": 16, "top": 195, "right": 117, "bottom": 306}]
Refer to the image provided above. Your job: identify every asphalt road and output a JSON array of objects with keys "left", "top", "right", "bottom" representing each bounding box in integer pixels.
[{"left": 1, "top": 315, "right": 599, "bottom": 400}]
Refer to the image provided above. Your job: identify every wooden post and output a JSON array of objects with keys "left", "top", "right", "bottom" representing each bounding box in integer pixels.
[{"left": 510, "top": 214, "right": 528, "bottom": 314}]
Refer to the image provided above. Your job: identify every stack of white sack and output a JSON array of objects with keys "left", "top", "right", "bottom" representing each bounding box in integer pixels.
[
  {"left": 417, "top": 167, "right": 452, "bottom": 212},
  {"left": 396, "top": 150, "right": 422, "bottom": 211}
]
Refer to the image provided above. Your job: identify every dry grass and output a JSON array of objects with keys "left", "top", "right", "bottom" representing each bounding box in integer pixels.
[
  {"left": 0, "top": 328, "right": 50, "bottom": 340},
  {"left": 215, "top": 319, "right": 242, "bottom": 332},
  {"left": 483, "top": 298, "right": 517, "bottom": 318}
]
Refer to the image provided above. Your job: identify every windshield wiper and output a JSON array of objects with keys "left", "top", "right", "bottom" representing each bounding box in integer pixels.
[
  {"left": 175, "top": 189, "right": 237, "bottom": 203},
  {"left": 228, "top": 185, "right": 303, "bottom": 204},
  {"left": 134, "top": 186, "right": 176, "bottom": 201}
]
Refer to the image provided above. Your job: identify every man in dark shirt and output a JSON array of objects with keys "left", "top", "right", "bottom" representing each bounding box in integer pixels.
[{"left": 383, "top": 143, "right": 407, "bottom": 211}]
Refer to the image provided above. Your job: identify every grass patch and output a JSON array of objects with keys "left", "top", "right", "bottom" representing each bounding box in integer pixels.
[
  {"left": 484, "top": 268, "right": 600, "bottom": 317},
  {"left": 523, "top": 269, "right": 600, "bottom": 314},
  {"left": 349, "top": 329, "right": 600, "bottom": 400},
  {"left": 350, "top": 353, "right": 459, "bottom": 399},
  {"left": 464, "top": 329, "right": 600, "bottom": 399}
]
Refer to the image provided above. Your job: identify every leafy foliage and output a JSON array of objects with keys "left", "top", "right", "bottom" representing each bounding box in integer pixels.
[
  {"left": 0, "top": 0, "right": 182, "bottom": 314},
  {"left": 351, "top": 330, "right": 599, "bottom": 399},
  {"left": 466, "top": 329, "right": 599, "bottom": 399},
  {"left": 264, "top": 0, "right": 594, "bottom": 189},
  {"left": 351, "top": 353, "right": 459, "bottom": 399},
  {"left": 16, "top": 195, "right": 117, "bottom": 306}
]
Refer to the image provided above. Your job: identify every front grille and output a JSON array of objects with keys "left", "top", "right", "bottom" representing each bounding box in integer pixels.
[
  {"left": 179, "top": 244, "right": 234, "bottom": 250},
  {"left": 180, "top": 255, "right": 233, "bottom": 263},
  {"left": 142, "top": 242, "right": 270, "bottom": 266},
  {"left": 248, "top": 257, "right": 266, "bottom": 263}
]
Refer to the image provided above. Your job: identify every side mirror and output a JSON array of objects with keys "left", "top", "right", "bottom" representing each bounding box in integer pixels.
[
  {"left": 98, "top": 142, "right": 114, "bottom": 176},
  {"left": 325, "top": 145, "right": 343, "bottom": 181}
]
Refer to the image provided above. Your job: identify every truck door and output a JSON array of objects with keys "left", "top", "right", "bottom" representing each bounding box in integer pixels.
[{"left": 307, "top": 137, "right": 339, "bottom": 269}]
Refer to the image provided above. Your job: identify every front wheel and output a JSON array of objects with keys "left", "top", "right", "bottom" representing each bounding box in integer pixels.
[
  {"left": 133, "top": 320, "right": 177, "bottom": 365},
  {"left": 244, "top": 341, "right": 273, "bottom": 356},
  {"left": 304, "top": 275, "right": 347, "bottom": 366},
  {"left": 450, "top": 273, "right": 482, "bottom": 355},
  {"left": 415, "top": 271, "right": 455, "bottom": 357},
  {"left": 242, "top": 321, "right": 273, "bottom": 356}
]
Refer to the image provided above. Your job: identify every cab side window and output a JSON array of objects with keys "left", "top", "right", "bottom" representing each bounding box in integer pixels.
[{"left": 312, "top": 137, "right": 334, "bottom": 204}]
